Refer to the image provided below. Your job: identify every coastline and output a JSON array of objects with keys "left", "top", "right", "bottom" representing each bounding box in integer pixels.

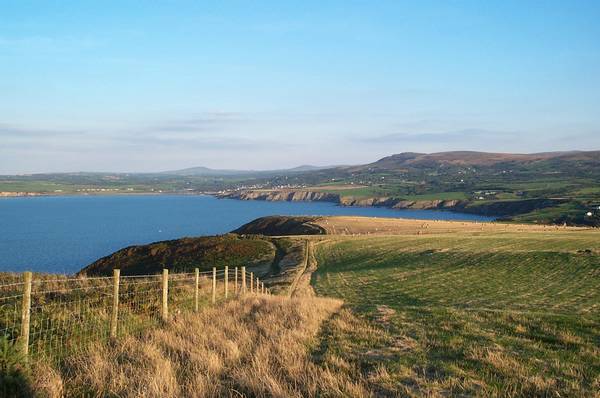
[
  {"left": 6, "top": 188, "right": 587, "bottom": 228},
  {"left": 0, "top": 191, "right": 215, "bottom": 199},
  {"left": 215, "top": 189, "right": 563, "bottom": 220},
  {"left": 0, "top": 188, "right": 556, "bottom": 221},
  {"left": 0, "top": 190, "right": 500, "bottom": 218}
]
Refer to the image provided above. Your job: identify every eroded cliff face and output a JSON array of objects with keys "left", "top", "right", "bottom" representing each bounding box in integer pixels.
[
  {"left": 221, "top": 190, "right": 467, "bottom": 211},
  {"left": 392, "top": 199, "right": 464, "bottom": 210},
  {"left": 338, "top": 196, "right": 395, "bottom": 207},
  {"left": 217, "top": 189, "right": 563, "bottom": 218},
  {"left": 219, "top": 190, "right": 340, "bottom": 203},
  {"left": 338, "top": 197, "right": 465, "bottom": 209}
]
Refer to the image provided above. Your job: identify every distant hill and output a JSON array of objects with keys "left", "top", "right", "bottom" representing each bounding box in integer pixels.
[
  {"left": 347, "top": 150, "right": 600, "bottom": 172},
  {"left": 161, "top": 166, "right": 256, "bottom": 176},
  {"left": 161, "top": 164, "right": 339, "bottom": 177}
]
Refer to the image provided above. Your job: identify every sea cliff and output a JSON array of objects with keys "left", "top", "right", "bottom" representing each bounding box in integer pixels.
[
  {"left": 217, "top": 189, "right": 565, "bottom": 218},
  {"left": 219, "top": 190, "right": 468, "bottom": 211}
]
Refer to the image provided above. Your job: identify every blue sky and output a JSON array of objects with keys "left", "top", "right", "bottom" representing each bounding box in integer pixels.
[{"left": 1, "top": 1, "right": 599, "bottom": 173}]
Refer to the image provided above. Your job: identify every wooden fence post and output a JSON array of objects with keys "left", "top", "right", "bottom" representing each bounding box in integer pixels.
[
  {"left": 234, "top": 267, "right": 238, "bottom": 294},
  {"left": 250, "top": 272, "right": 254, "bottom": 294},
  {"left": 256, "top": 277, "right": 259, "bottom": 294},
  {"left": 194, "top": 268, "right": 199, "bottom": 312},
  {"left": 212, "top": 267, "right": 216, "bottom": 304},
  {"left": 20, "top": 271, "right": 32, "bottom": 360},
  {"left": 224, "top": 266, "right": 229, "bottom": 299},
  {"left": 110, "top": 269, "right": 120, "bottom": 338},
  {"left": 241, "top": 267, "right": 246, "bottom": 293},
  {"left": 162, "top": 269, "right": 169, "bottom": 321}
]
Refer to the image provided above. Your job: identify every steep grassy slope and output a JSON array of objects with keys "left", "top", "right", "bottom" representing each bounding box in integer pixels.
[
  {"left": 311, "top": 232, "right": 600, "bottom": 397},
  {"left": 80, "top": 234, "right": 277, "bottom": 276}
]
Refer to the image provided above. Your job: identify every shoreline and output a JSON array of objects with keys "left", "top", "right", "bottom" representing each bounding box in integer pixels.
[
  {"left": 0, "top": 191, "right": 215, "bottom": 199},
  {"left": 0, "top": 190, "right": 535, "bottom": 223},
  {"left": 0, "top": 190, "right": 496, "bottom": 219},
  {"left": 10, "top": 189, "right": 592, "bottom": 228}
]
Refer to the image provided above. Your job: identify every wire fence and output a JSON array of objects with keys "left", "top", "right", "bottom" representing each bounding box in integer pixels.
[{"left": 0, "top": 266, "right": 269, "bottom": 364}]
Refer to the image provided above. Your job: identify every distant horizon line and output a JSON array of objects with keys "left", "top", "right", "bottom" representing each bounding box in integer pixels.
[{"left": 2, "top": 148, "right": 599, "bottom": 176}]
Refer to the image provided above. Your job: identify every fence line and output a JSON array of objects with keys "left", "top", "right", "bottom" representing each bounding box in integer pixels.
[{"left": 0, "top": 266, "right": 271, "bottom": 365}]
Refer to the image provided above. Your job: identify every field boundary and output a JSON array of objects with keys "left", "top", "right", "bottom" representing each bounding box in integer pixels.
[{"left": 0, "top": 266, "right": 270, "bottom": 365}]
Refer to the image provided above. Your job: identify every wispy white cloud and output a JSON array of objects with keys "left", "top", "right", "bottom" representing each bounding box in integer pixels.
[
  {"left": 0, "top": 123, "right": 86, "bottom": 138},
  {"left": 142, "top": 112, "right": 246, "bottom": 134},
  {"left": 359, "top": 128, "right": 518, "bottom": 144},
  {"left": 0, "top": 112, "right": 281, "bottom": 155}
]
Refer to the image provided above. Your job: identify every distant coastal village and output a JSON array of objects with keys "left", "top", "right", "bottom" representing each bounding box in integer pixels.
[{"left": 0, "top": 191, "right": 43, "bottom": 197}]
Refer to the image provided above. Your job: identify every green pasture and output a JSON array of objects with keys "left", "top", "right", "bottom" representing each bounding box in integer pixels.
[{"left": 312, "top": 234, "right": 600, "bottom": 396}]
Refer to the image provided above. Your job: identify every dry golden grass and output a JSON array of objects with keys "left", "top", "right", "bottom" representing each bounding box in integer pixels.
[
  {"left": 29, "top": 295, "right": 391, "bottom": 398},
  {"left": 313, "top": 215, "right": 597, "bottom": 236}
]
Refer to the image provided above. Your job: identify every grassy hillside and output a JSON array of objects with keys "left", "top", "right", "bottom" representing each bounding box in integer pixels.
[
  {"left": 80, "top": 234, "right": 277, "bottom": 276},
  {"left": 310, "top": 228, "right": 600, "bottom": 396}
]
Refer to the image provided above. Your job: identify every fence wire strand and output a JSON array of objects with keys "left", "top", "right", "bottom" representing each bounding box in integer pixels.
[{"left": 0, "top": 268, "right": 267, "bottom": 363}]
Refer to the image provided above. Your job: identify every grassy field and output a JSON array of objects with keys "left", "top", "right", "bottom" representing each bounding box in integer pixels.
[
  {"left": 312, "top": 215, "right": 595, "bottom": 235},
  {"left": 311, "top": 228, "right": 600, "bottom": 397},
  {"left": 5, "top": 215, "right": 600, "bottom": 396}
]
